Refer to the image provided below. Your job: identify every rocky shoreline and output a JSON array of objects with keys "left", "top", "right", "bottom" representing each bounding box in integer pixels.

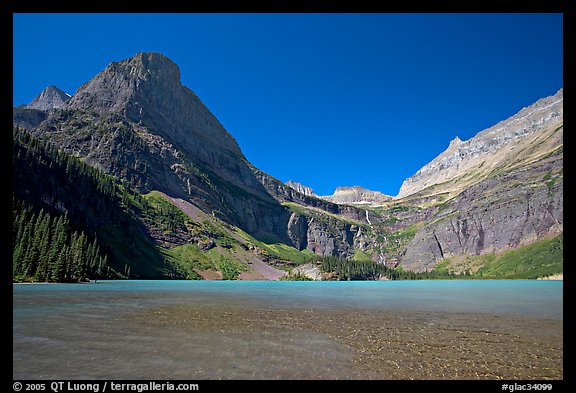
[{"left": 537, "top": 274, "right": 563, "bottom": 280}]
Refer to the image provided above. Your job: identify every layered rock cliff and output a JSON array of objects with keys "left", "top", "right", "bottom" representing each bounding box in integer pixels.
[{"left": 400, "top": 146, "right": 563, "bottom": 271}]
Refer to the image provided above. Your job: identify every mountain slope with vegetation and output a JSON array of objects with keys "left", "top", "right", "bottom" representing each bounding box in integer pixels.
[{"left": 12, "top": 127, "right": 177, "bottom": 280}]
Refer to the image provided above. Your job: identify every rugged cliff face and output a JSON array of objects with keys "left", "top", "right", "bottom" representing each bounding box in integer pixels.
[
  {"left": 400, "top": 146, "right": 563, "bottom": 271},
  {"left": 64, "top": 53, "right": 263, "bottom": 193}
]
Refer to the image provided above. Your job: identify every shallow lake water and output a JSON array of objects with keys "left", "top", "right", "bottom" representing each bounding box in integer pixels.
[{"left": 13, "top": 280, "right": 563, "bottom": 380}]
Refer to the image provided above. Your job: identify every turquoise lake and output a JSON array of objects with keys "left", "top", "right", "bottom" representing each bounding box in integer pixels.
[{"left": 13, "top": 280, "right": 563, "bottom": 380}]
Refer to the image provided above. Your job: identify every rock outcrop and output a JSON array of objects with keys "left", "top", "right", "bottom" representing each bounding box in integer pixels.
[
  {"left": 286, "top": 180, "right": 317, "bottom": 197},
  {"left": 293, "top": 262, "right": 322, "bottom": 280},
  {"left": 287, "top": 213, "right": 309, "bottom": 250}
]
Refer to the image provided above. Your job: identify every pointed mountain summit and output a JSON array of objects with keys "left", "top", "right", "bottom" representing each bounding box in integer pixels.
[
  {"left": 67, "top": 52, "right": 243, "bottom": 158},
  {"left": 67, "top": 52, "right": 180, "bottom": 114},
  {"left": 25, "top": 85, "right": 71, "bottom": 111},
  {"left": 447, "top": 136, "right": 463, "bottom": 149},
  {"left": 14, "top": 85, "right": 71, "bottom": 130}
]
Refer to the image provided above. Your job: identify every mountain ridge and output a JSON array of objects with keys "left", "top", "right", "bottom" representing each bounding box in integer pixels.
[{"left": 398, "top": 88, "right": 563, "bottom": 199}]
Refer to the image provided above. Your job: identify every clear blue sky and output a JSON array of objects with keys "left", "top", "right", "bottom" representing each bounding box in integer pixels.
[{"left": 13, "top": 13, "right": 563, "bottom": 196}]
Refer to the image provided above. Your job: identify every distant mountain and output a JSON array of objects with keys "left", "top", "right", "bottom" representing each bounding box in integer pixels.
[
  {"left": 13, "top": 86, "right": 71, "bottom": 130},
  {"left": 13, "top": 52, "right": 562, "bottom": 280},
  {"left": 323, "top": 186, "right": 392, "bottom": 205},
  {"left": 284, "top": 182, "right": 393, "bottom": 206},
  {"left": 26, "top": 85, "right": 71, "bottom": 111}
]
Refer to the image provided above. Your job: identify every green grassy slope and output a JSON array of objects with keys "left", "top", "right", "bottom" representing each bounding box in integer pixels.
[{"left": 434, "top": 234, "right": 563, "bottom": 279}]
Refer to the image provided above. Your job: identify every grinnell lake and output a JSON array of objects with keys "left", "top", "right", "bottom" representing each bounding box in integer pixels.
[{"left": 13, "top": 280, "right": 563, "bottom": 380}]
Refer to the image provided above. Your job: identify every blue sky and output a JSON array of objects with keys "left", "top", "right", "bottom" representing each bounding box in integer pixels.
[{"left": 13, "top": 13, "right": 563, "bottom": 196}]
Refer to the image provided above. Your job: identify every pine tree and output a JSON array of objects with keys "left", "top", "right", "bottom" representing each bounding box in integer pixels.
[
  {"left": 22, "top": 211, "right": 39, "bottom": 278},
  {"left": 35, "top": 212, "right": 52, "bottom": 281},
  {"left": 51, "top": 244, "right": 69, "bottom": 282},
  {"left": 17, "top": 217, "right": 34, "bottom": 277},
  {"left": 48, "top": 215, "right": 66, "bottom": 276},
  {"left": 86, "top": 238, "right": 98, "bottom": 276},
  {"left": 97, "top": 255, "right": 107, "bottom": 277},
  {"left": 74, "top": 232, "right": 88, "bottom": 281}
]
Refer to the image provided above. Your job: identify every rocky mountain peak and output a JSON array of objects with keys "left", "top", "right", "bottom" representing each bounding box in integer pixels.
[
  {"left": 128, "top": 52, "right": 181, "bottom": 80},
  {"left": 448, "top": 136, "right": 463, "bottom": 147},
  {"left": 25, "top": 85, "right": 70, "bottom": 111},
  {"left": 66, "top": 52, "right": 243, "bottom": 158},
  {"left": 110, "top": 52, "right": 182, "bottom": 96},
  {"left": 66, "top": 52, "right": 180, "bottom": 115}
]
